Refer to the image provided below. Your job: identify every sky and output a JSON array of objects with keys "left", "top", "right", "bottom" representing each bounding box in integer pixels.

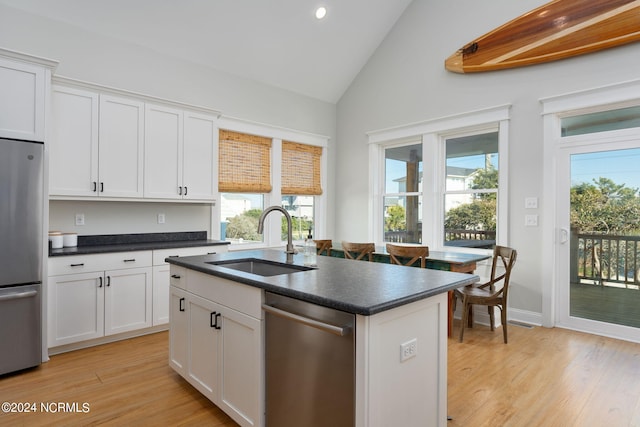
[{"left": 571, "top": 148, "right": 640, "bottom": 191}]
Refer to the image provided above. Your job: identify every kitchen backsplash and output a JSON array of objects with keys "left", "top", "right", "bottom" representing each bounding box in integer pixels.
[{"left": 49, "top": 200, "right": 212, "bottom": 236}]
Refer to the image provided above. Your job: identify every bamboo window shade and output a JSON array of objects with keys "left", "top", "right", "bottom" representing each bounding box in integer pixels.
[
  {"left": 281, "top": 141, "right": 323, "bottom": 195},
  {"left": 219, "top": 129, "right": 272, "bottom": 193}
]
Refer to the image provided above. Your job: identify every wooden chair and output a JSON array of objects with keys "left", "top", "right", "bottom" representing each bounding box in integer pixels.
[
  {"left": 314, "top": 239, "right": 332, "bottom": 256},
  {"left": 386, "top": 243, "right": 429, "bottom": 268},
  {"left": 454, "top": 245, "right": 517, "bottom": 343},
  {"left": 341, "top": 241, "right": 375, "bottom": 261}
]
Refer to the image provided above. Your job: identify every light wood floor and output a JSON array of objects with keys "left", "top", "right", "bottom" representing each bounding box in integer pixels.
[{"left": 2, "top": 324, "right": 640, "bottom": 426}]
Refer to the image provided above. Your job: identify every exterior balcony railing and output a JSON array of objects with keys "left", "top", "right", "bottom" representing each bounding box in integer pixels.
[{"left": 573, "top": 230, "right": 640, "bottom": 288}]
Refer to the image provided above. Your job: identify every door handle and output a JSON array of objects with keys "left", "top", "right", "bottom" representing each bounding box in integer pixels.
[
  {"left": 262, "top": 304, "right": 349, "bottom": 336},
  {"left": 0, "top": 290, "right": 37, "bottom": 301}
]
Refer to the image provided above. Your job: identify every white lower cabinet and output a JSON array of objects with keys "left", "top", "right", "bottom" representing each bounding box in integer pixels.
[
  {"left": 169, "top": 267, "right": 262, "bottom": 427},
  {"left": 152, "top": 245, "right": 227, "bottom": 326},
  {"left": 48, "top": 252, "right": 153, "bottom": 348}
]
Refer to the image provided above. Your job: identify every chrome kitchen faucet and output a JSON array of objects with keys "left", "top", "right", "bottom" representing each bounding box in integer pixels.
[{"left": 257, "top": 206, "right": 296, "bottom": 263}]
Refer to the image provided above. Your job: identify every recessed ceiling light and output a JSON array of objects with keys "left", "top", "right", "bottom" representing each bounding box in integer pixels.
[{"left": 315, "top": 6, "right": 327, "bottom": 20}]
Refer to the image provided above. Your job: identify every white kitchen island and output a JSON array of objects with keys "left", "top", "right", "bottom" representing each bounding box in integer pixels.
[{"left": 166, "top": 249, "right": 478, "bottom": 427}]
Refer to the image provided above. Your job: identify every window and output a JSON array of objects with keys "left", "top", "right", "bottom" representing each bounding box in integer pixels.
[
  {"left": 561, "top": 105, "right": 640, "bottom": 137},
  {"left": 217, "top": 124, "right": 328, "bottom": 247},
  {"left": 368, "top": 105, "right": 509, "bottom": 250},
  {"left": 281, "top": 141, "right": 323, "bottom": 241},
  {"left": 219, "top": 130, "right": 271, "bottom": 245},
  {"left": 444, "top": 132, "right": 498, "bottom": 249},
  {"left": 383, "top": 142, "right": 423, "bottom": 243}
]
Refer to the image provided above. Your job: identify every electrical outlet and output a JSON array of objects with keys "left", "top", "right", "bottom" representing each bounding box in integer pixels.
[
  {"left": 400, "top": 338, "right": 418, "bottom": 362},
  {"left": 75, "top": 213, "right": 85, "bottom": 226},
  {"left": 157, "top": 213, "right": 166, "bottom": 224}
]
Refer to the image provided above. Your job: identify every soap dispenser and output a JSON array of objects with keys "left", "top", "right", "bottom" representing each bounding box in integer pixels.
[{"left": 304, "top": 229, "right": 317, "bottom": 267}]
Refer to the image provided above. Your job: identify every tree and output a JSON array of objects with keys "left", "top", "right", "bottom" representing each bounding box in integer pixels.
[
  {"left": 225, "top": 208, "right": 263, "bottom": 241},
  {"left": 385, "top": 205, "right": 406, "bottom": 231},
  {"left": 444, "top": 165, "right": 498, "bottom": 232},
  {"left": 571, "top": 178, "right": 640, "bottom": 234}
]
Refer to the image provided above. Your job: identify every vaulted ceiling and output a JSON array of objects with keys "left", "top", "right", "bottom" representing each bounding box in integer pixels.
[{"left": 0, "top": 0, "right": 414, "bottom": 103}]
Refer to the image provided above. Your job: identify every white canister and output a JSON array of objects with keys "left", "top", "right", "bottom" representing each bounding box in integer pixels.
[
  {"left": 63, "top": 233, "right": 78, "bottom": 247},
  {"left": 49, "top": 231, "right": 63, "bottom": 249}
]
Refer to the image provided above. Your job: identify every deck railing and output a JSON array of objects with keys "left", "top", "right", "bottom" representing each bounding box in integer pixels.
[
  {"left": 574, "top": 231, "right": 640, "bottom": 287},
  {"left": 383, "top": 229, "right": 496, "bottom": 247}
]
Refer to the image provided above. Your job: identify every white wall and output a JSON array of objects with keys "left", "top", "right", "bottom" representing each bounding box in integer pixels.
[
  {"left": 48, "top": 201, "right": 212, "bottom": 236},
  {"left": 0, "top": 4, "right": 337, "bottom": 238},
  {"left": 335, "top": 0, "right": 640, "bottom": 317}
]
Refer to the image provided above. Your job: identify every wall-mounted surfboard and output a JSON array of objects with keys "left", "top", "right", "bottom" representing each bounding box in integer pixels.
[{"left": 445, "top": 0, "right": 640, "bottom": 73}]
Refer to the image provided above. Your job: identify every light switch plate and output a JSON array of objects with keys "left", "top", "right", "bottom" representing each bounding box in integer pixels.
[
  {"left": 525, "top": 214, "right": 538, "bottom": 227},
  {"left": 525, "top": 197, "right": 538, "bottom": 209}
]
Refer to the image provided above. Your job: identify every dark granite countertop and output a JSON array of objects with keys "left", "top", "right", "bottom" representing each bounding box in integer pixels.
[
  {"left": 49, "top": 231, "right": 229, "bottom": 257},
  {"left": 165, "top": 248, "right": 479, "bottom": 316}
]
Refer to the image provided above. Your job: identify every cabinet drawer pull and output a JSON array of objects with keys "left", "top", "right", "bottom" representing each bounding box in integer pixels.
[
  {"left": 98, "top": 277, "right": 103, "bottom": 288},
  {"left": 179, "top": 297, "right": 185, "bottom": 312},
  {"left": 207, "top": 252, "right": 216, "bottom": 255},
  {"left": 171, "top": 274, "right": 181, "bottom": 279},
  {"left": 123, "top": 258, "right": 136, "bottom": 262},
  {"left": 70, "top": 263, "right": 85, "bottom": 267}
]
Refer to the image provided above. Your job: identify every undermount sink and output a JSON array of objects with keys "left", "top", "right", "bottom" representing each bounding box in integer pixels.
[{"left": 206, "top": 258, "right": 314, "bottom": 277}]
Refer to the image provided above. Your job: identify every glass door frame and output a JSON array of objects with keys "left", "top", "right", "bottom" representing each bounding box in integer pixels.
[{"left": 542, "top": 80, "right": 640, "bottom": 342}]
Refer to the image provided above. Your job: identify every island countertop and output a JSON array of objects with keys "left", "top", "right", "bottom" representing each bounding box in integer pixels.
[{"left": 165, "top": 248, "right": 479, "bottom": 315}]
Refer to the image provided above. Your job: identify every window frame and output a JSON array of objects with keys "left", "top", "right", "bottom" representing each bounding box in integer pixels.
[
  {"left": 215, "top": 117, "right": 328, "bottom": 250},
  {"left": 368, "top": 105, "right": 510, "bottom": 252}
]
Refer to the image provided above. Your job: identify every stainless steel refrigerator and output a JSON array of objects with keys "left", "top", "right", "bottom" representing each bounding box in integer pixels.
[{"left": 0, "top": 137, "right": 43, "bottom": 375}]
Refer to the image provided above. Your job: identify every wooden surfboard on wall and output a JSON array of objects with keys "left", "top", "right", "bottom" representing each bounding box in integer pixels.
[{"left": 445, "top": 0, "right": 640, "bottom": 73}]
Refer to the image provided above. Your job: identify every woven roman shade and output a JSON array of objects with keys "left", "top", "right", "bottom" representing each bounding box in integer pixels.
[
  {"left": 219, "top": 129, "right": 272, "bottom": 193},
  {"left": 281, "top": 141, "right": 323, "bottom": 195}
]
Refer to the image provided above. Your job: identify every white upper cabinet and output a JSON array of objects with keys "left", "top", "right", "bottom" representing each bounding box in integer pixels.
[
  {"left": 145, "top": 104, "right": 216, "bottom": 201},
  {"left": 182, "top": 111, "right": 217, "bottom": 201},
  {"left": 49, "top": 86, "right": 99, "bottom": 196},
  {"left": 144, "top": 104, "right": 183, "bottom": 199},
  {"left": 48, "top": 79, "right": 219, "bottom": 201},
  {"left": 98, "top": 95, "right": 145, "bottom": 198},
  {"left": 0, "top": 51, "right": 56, "bottom": 142},
  {"left": 50, "top": 89, "right": 144, "bottom": 198}
]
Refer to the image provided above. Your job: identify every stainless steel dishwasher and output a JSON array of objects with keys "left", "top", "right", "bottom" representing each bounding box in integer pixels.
[{"left": 264, "top": 292, "right": 355, "bottom": 427}]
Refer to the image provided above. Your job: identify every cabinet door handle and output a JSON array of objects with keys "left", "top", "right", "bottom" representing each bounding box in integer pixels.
[
  {"left": 210, "top": 311, "right": 221, "bottom": 329},
  {"left": 100, "top": 182, "right": 104, "bottom": 192},
  {"left": 106, "top": 276, "right": 111, "bottom": 287},
  {"left": 98, "top": 277, "right": 103, "bottom": 288},
  {"left": 70, "top": 263, "right": 84, "bottom": 267},
  {"left": 123, "top": 258, "right": 136, "bottom": 262},
  {"left": 178, "top": 186, "right": 182, "bottom": 196},
  {"left": 92, "top": 181, "right": 97, "bottom": 192},
  {"left": 184, "top": 186, "right": 188, "bottom": 196},
  {"left": 179, "top": 297, "right": 185, "bottom": 312},
  {"left": 171, "top": 274, "right": 181, "bottom": 279}
]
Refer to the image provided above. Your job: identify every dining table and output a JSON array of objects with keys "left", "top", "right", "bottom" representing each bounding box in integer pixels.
[{"left": 321, "top": 242, "right": 491, "bottom": 337}]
